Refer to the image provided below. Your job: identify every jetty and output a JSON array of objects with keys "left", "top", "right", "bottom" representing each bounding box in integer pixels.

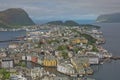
[
  {"left": 110, "top": 56, "right": 120, "bottom": 60},
  {"left": 103, "top": 56, "right": 120, "bottom": 60}
]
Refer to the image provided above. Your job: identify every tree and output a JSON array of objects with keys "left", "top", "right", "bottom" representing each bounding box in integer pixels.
[{"left": 0, "top": 69, "right": 10, "bottom": 80}]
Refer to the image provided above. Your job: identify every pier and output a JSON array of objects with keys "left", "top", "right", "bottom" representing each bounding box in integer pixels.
[
  {"left": 103, "top": 56, "right": 120, "bottom": 60},
  {"left": 110, "top": 56, "right": 120, "bottom": 60}
]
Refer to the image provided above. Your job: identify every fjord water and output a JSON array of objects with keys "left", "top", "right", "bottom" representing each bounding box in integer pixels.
[
  {"left": 0, "top": 30, "right": 26, "bottom": 48},
  {"left": 92, "top": 23, "right": 120, "bottom": 80},
  {"left": 0, "top": 23, "right": 120, "bottom": 79}
]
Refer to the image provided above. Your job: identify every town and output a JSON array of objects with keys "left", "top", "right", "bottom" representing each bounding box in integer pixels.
[{"left": 0, "top": 24, "right": 112, "bottom": 80}]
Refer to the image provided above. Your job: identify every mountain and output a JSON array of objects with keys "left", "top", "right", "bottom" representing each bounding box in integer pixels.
[
  {"left": 45, "top": 20, "right": 80, "bottom": 26},
  {"left": 0, "top": 8, "right": 35, "bottom": 28},
  {"left": 96, "top": 13, "right": 120, "bottom": 23}
]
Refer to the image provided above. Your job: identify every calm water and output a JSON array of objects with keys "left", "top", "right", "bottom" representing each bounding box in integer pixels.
[
  {"left": 0, "top": 23, "right": 120, "bottom": 80},
  {"left": 0, "top": 30, "right": 26, "bottom": 48},
  {"left": 92, "top": 23, "right": 120, "bottom": 80}
]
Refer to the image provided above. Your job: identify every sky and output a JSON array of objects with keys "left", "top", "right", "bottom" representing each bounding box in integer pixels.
[{"left": 0, "top": 0, "right": 120, "bottom": 21}]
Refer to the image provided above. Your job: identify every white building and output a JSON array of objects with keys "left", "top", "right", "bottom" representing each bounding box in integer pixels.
[
  {"left": 8, "top": 43, "right": 19, "bottom": 49},
  {"left": 22, "top": 56, "right": 31, "bottom": 61},
  {"left": 88, "top": 56, "right": 99, "bottom": 64},
  {"left": 1, "top": 58, "right": 14, "bottom": 68},
  {"left": 57, "top": 62, "right": 75, "bottom": 75}
]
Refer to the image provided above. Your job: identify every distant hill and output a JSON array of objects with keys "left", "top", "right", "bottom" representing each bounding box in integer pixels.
[
  {"left": 47, "top": 21, "right": 63, "bottom": 25},
  {"left": 45, "top": 20, "right": 100, "bottom": 28},
  {"left": 46, "top": 20, "right": 80, "bottom": 26},
  {"left": 0, "top": 8, "right": 35, "bottom": 28},
  {"left": 96, "top": 13, "right": 120, "bottom": 23}
]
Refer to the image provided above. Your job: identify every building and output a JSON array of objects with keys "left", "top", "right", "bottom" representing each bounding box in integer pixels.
[
  {"left": 10, "top": 74, "right": 27, "bottom": 80},
  {"left": 31, "top": 56, "right": 38, "bottom": 63},
  {"left": 22, "top": 55, "right": 31, "bottom": 61},
  {"left": 57, "top": 61, "right": 75, "bottom": 75},
  {"left": 31, "top": 67, "right": 44, "bottom": 80},
  {"left": 0, "top": 52, "right": 7, "bottom": 58},
  {"left": 37, "top": 57, "right": 43, "bottom": 65},
  {"left": 88, "top": 56, "right": 99, "bottom": 64},
  {"left": 43, "top": 55, "right": 57, "bottom": 67},
  {"left": 72, "top": 37, "right": 88, "bottom": 44},
  {"left": 9, "top": 53, "right": 22, "bottom": 64},
  {"left": 41, "top": 76, "right": 70, "bottom": 80},
  {"left": 1, "top": 58, "right": 14, "bottom": 68},
  {"left": 70, "top": 56, "right": 90, "bottom": 75},
  {"left": 8, "top": 42, "right": 19, "bottom": 49}
]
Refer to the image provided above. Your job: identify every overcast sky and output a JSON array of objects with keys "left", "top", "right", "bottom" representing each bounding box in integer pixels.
[{"left": 0, "top": 0, "right": 120, "bottom": 20}]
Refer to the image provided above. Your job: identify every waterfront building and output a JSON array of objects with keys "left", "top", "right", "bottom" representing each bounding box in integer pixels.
[
  {"left": 88, "top": 56, "right": 99, "bottom": 64},
  {"left": 8, "top": 42, "right": 19, "bottom": 49},
  {"left": 71, "top": 56, "right": 90, "bottom": 75}
]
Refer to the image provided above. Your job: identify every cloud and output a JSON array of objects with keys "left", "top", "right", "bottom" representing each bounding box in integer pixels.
[{"left": 0, "top": 0, "right": 120, "bottom": 20}]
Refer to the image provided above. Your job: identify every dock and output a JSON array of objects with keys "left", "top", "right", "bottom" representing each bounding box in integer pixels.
[
  {"left": 103, "top": 56, "right": 120, "bottom": 60},
  {"left": 110, "top": 56, "right": 120, "bottom": 60}
]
